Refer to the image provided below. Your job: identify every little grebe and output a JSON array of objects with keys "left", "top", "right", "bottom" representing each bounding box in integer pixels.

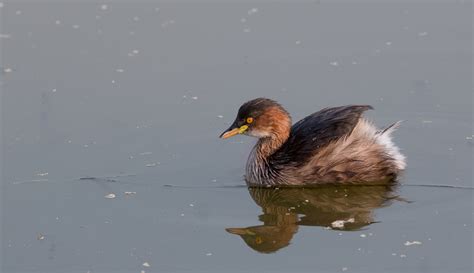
[{"left": 220, "top": 98, "right": 406, "bottom": 186}]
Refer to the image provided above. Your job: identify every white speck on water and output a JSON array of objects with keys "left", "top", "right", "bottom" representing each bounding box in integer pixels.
[
  {"left": 404, "top": 240, "right": 422, "bottom": 246},
  {"left": 128, "top": 49, "right": 140, "bottom": 57},
  {"left": 180, "top": 213, "right": 185, "bottom": 216},
  {"left": 330, "top": 61, "right": 339, "bottom": 66},
  {"left": 331, "top": 218, "right": 355, "bottom": 228},
  {"left": 360, "top": 234, "right": 367, "bottom": 238},
  {"left": 145, "top": 162, "right": 160, "bottom": 167},
  {"left": 342, "top": 267, "right": 348, "bottom": 272},
  {"left": 0, "top": 3, "right": 3, "bottom": 8},
  {"left": 124, "top": 191, "right": 137, "bottom": 196},
  {"left": 36, "top": 172, "right": 49, "bottom": 177},
  {"left": 111, "top": 80, "right": 116, "bottom": 84},
  {"left": 72, "top": 24, "right": 80, "bottom": 29},
  {"left": 211, "top": 179, "right": 217, "bottom": 182},
  {"left": 189, "top": 203, "right": 194, "bottom": 207},
  {"left": 191, "top": 96, "right": 198, "bottom": 100},
  {"left": 243, "top": 28, "right": 251, "bottom": 33},
  {"left": 52, "top": 88, "right": 57, "bottom": 93},
  {"left": 304, "top": 199, "right": 309, "bottom": 202},
  {"left": 133, "top": 16, "right": 140, "bottom": 21},
  {"left": 142, "top": 262, "right": 150, "bottom": 267},
  {"left": 116, "top": 68, "right": 125, "bottom": 73},
  {"left": 241, "top": 17, "right": 247, "bottom": 23},
  {"left": 295, "top": 40, "right": 301, "bottom": 45},
  {"left": 83, "top": 144, "right": 89, "bottom": 148},
  {"left": 0, "top": 34, "right": 11, "bottom": 39},
  {"left": 104, "top": 193, "right": 116, "bottom": 199},
  {"left": 386, "top": 41, "right": 392, "bottom": 46},
  {"left": 3, "top": 67, "right": 13, "bottom": 73},
  {"left": 15, "top": 10, "right": 22, "bottom": 15},
  {"left": 422, "top": 120, "right": 433, "bottom": 123},
  {"left": 37, "top": 233, "right": 45, "bottom": 240},
  {"left": 205, "top": 252, "right": 213, "bottom": 256},
  {"left": 141, "top": 271, "right": 145, "bottom": 273},
  {"left": 392, "top": 253, "right": 397, "bottom": 256},
  {"left": 352, "top": 61, "right": 358, "bottom": 65},
  {"left": 161, "top": 20, "right": 175, "bottom": 28},
  {"left": 400, "top": 254, "right": 407, "bottom": 258},
  {"left": 155, "top": 7, "right": 160, "bottom": 12},
  {"left": 248, "top": 8, "right": 258, "bottom": 15},
  {"left": 217, "top": 115, "right": 224, "bottom": 119},
  {"left": 139, "top": 152, "right": 152, "bottom": 155},
  {"left": 100, "top": 4, "right": 108, "bottom": 10},
  {"left": 418, "top": 31, "right": 428, "bottom": 37}
]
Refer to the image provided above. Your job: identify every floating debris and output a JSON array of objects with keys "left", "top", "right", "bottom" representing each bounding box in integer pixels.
[
  {"left": 400, "top": 254, "right": 407, "bottom": 258},
  {"left": 359, "top": 234, "right": 367, "bottom": 238},
  {"left": 161, "top": 20, "right": 175, "bottom": 28},
  {"left": 37, "top": 233, "right": 45, "bottom": 240},
  {"left": 124, "top": 191, "right": 137, "bottom": 196},
  {"left": 180, "top": 213, "right": 185, "bottom": 217},
  {"left": 142, "top": 262, "right": 150, "bottom": 267},
  {"left": 205, "top": 252, "right": 213, "bottom": 256},
  {"left": 217, "top": 115, "right": 224, "bottom": 119},
  {"left": 386, "top": 41, "right": 392, "bottom": 46},
  {"left": 248, "top": 8, "right": 258, "bottom": 15},
  {"left": 145, "top": 162, "right": 160, "bottom": 167},
  {"left": 104, "top": 193, "right": 116, "bottom": 199},
  {"left": 191, "top": 96, "right": 198, "bottom": 100},
  {"left": 36, "top": 172, "right": 49, "bottom": 177},
  {"left": 404, "top": 240, "right": 422, "bottom": 246},
  {"left": 3, "top": 67, "right": 13, "bottom": 73},
  {"left": 342, "top": 267, "right": 348, "bottom": 272},
  {"left": 331, "top": 218, "right": 355, "bottom": 229},
  {"left": 189, "top": 203, "right": 194, "bottom": 207},
  {"left": 116, "top": 68, "right": 125, "bottom": 73},
  {"left": 329, "top": 61, "right": 339, "bottom": 67}
]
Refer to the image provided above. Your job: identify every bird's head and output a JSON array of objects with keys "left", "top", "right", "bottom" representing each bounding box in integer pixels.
[{"left": 219, "top": 98, "right": 291, "bottom": 139}]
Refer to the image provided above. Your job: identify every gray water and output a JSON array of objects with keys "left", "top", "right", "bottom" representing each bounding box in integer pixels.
[{"left": 1, "top": 1, "right": 473, "bottom": 273}]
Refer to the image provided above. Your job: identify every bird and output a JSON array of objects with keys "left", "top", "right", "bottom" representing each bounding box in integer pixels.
[{"left": 219, "top": 98, "right": 406, "bottom": 186}]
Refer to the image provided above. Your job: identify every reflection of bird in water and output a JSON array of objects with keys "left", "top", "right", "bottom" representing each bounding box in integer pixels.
[
  {"left": 220, "top": 98, "right": 406, "bottom": 186},
  {"left": 226, "top": 185, "right": 401, "bottom": 253}
]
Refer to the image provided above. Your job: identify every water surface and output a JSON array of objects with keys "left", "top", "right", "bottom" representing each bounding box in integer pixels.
[{"left": 1, "top": 1, "right": 472, "bottom": 272}]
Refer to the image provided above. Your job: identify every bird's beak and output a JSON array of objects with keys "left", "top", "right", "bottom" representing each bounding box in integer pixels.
[
  {"left": 220, "top": 124, "right": 249, "bottom": 139},
  {"left": 225, "top": 227, "right": 256, "bottom": 235}
]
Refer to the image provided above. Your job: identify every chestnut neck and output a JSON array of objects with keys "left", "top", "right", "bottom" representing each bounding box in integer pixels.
[{"left": 254, "top": 116, "right": 291, "bottom": 160}]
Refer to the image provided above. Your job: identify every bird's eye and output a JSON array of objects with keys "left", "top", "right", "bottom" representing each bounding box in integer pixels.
[
  {"left": 246, "top": 117, "right": 254, "bottom": 124},
  {"left": 255, "top": 236, "right": 263, "bottom": 244}
]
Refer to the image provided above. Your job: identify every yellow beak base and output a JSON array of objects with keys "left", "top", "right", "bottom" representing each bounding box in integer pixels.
[{"left": 220, "top": 125, "right": 249, "bottom": 139}]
